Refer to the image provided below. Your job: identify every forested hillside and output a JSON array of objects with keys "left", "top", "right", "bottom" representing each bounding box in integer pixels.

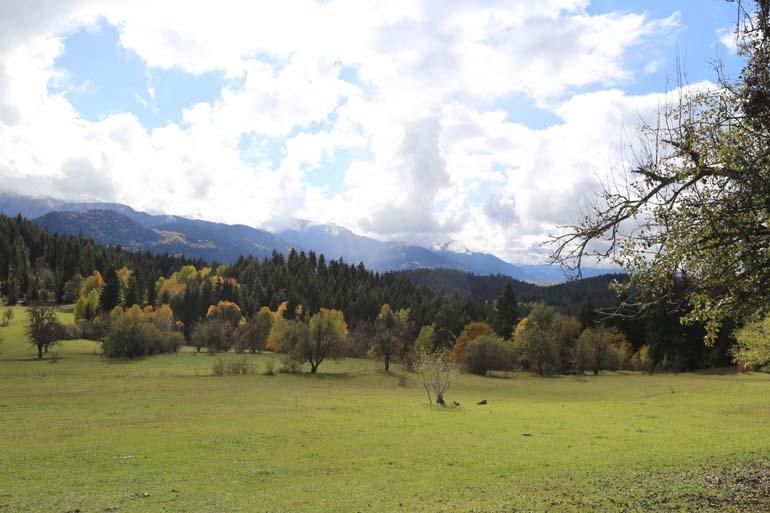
[
  {"left": 0, "top": 213, "right": 736, "bottom": 370},
  {"left": 397, "top": 268, "right": 626, "bottom": 308}
]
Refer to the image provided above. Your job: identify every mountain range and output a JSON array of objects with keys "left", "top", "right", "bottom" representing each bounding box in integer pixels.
[{"left": 0, "top": 193, "right": 610, "bottom": 283}]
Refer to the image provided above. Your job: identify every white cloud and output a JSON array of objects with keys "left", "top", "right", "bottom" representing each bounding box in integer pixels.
[
  {"left": 0, "top": 0, "right": 686, "bottom": 264},
  {"left": 716, "top": 26, "right": 738, "bottom": 53}
]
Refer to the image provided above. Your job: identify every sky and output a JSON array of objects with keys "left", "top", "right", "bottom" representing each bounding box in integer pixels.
[{"left": 0, "top": 0, "right": 744, "bottom": 264}]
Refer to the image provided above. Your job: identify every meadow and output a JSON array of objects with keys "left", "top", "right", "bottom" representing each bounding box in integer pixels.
[{"left": 1, "top": 306, "right": 770, "bottom": 512}]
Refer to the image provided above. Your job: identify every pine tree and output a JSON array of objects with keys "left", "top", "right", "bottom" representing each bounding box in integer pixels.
[
  {"left": 101, "top": 268, "right": 123, "bottom": 312},
  {"left": 492, "top": 281, "right": 517, "bottom": 340}
]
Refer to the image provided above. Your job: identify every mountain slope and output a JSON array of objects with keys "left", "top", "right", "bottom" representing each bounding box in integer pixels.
[
  {"left": 35, "top": 210, "right": 162, "bottom": 247},
  {"left": 277, "top": 222, "right": 454, "bottom": 271},
  {"left": 33, "top": 210, "right": 291, "bottom": 262},
  {"left": 3, "top": 193, "right": 614, "bottom": 282}
]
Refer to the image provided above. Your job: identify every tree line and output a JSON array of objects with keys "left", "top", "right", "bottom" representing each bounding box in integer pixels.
[{"left": 0, "top": 212, "right": 747, "bottom": 371}]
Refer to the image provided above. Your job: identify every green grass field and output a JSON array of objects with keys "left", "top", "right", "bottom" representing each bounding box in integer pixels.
[{"left": 1, "top": 306, "right": 770, "bottom": 512}]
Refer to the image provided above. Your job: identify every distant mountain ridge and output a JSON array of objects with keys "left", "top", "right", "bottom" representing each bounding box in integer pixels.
[{"left": 0, "top": 193, "right": 612, "bottom": 282}]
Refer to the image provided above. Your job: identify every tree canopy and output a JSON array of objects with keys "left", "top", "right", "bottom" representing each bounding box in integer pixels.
[{"left": 550, "top": 0, "right": 770, "bottom": 342}]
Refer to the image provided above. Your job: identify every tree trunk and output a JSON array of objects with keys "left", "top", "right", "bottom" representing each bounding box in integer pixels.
[
  {"left": 593, "top": 368, "right": 599, "bottom": 376},
  {"left": 44, "top": 344, "right": 49, "bottom": 353},
  {"left": 384, "top": 354, "right": 390, "bottom": 372},
  {"left": 196, "top": 346, "right": 201, "bottom": 353},
  {"left": 37, "top": 345, "right": 43, "bottom": 360},
  {"left": 311, "top": 363, "right": 318, "bottom": 373}
]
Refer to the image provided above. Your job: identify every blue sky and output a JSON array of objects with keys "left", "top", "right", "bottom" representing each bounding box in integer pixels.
[{"left": 0, "top": 0, "right": 746, "bottom": 263}]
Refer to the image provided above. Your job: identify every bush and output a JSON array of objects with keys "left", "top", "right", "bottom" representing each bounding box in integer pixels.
[
  {"left": 462, "top": 335, "right": 514, "bottom": 375},
  {"left": 76, "top": 316, "right": 111, "bottom": 340},
  {"left": 1, "top": 308, "right": 13, "bottom": 327},
  {"left": 279, "top": 354, "right": 302, "bottom": 374},
  {"left": 452, "top": 322, "right": 495, "bottom": 363},
  {"left": 631, "top": 344, "right": 653, "bottom": 373},
  {"left": 191, "top": 320, "right": 229, "bottom": 353},
  {"left": 415, "top": 350, "right": 458, "bottom": 407},
  {"left": 263, "top": 358, "right": 276, "bottom": 376},
  {"left": 212, "top": 357, "right": 256, "bottom": 376},
  {"left": 102, "top": 305, "right": 181, "bottom": 358}
]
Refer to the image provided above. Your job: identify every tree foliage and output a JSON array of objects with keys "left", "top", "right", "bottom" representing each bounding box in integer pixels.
[
  {"left": 452, "top": 322, "right": 495, "bottom": 362},
  {"left": 103, "top": 305, "right": 182, "bottom": 358},
  {"left": 303, "top": 308, "right": 349, "bottom": 373},
  {"left": 26, "top": 304, "right": 64, "bottom": 360},
  {"left": 732, "top": 314, "right": 770, "bottom": 369},
  {"left": 370, "top": 304, "right": 410, "bottom": 371},
  {"left": 513, "top": 304, "right": 580, "bottom": 375},
  {"left": 576, "top": 326, "right": 629, "bottom": 375},
  {"left": 492, "top": 281, "right": 518, "bottom": 340},
  {"left": 550, "top": 0, "right": 770, "bottom": 342},
  {"left": 462, "top": 335, "right": 514, "bottom": 375}
]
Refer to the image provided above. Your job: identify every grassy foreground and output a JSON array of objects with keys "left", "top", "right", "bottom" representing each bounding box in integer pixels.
[{"left": 1, "top": 306, "right": 770, "bottom": 512}]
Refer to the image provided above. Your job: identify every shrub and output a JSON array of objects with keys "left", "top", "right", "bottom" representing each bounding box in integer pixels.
[
  {"left": 102, "top": 305, "right": 181, "bottom": 358},
  {"left": 631, "top": 344, "right": 653, "bottom": 373},
  {"left": 415, "top": 350, "right": 458, "bottom": 407},
  {"left": 76, "top": 316, "right": 110, "bottom": 340},
  {"left": 1, "top": 308, "right": 13, "bottom": 327},
  {"left": 462, "top": 335, "right": 514, "bottom": 375},
  {"left": 63, "top": 321, "right": 81, "bottom": 340},
  {"left": 279, "top": 354, "right": 302, "bottom": 374},
  {"left": 192, "top": 320, "right": 229, "bottom": 353},
  {"left": 212, "top": 357, "right": 256, "bottom": 376},
  {"left": 263, "top": 358, "right": 275, "bottom": 376}
]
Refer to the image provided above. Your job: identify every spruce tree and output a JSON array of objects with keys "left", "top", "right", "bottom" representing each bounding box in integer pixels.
[
  {"left": 492, "top": 281, "right": 517, "bottom": 340},
  {"left": 101, "top": 268, "right": 123, "bottom": 313}
]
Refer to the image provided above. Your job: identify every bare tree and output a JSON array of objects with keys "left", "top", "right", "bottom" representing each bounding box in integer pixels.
[{"left": 415, "top": 350, "right": 458, "bottom": 407}]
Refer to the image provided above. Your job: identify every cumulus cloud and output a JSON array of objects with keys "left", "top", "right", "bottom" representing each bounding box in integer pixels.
[{"left": 0, "top": 0, "right": 686, "bottom": 264}]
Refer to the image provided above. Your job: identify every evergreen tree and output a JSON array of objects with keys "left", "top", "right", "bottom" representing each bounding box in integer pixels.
[
  {"left": 492, "top": 281, "right": 517, "bottom": 340},
  {"left": 101, "top": 268, "right": 123, "bottom": 312}
]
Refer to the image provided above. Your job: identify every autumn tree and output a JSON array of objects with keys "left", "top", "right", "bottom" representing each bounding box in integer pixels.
[
  {"left": 452, "top": 321, "right": 495, "bottom": 363},
  {"left": 371, "top": 304, "right": 410, "bottom": 372},
  {"left": 414, "top": 325, "right": 436, "bottom": 354},
  {"left": 513, "top": 304, "right": 579, "bottom": 375},
  {"left": 26, "top": 304, "right": 64, "bottom": 360},
  {"left": 235, "top": 306, "right": 273, "bottom": 353},
  {"left": 576, "top": 326, "right": 628, "bottom": 375},
  {"left": 207, "top": 300, "right": 243, "bottom": 345},
  {"left": 191, "top": 319, "right": 229, "bottom": 353},
  {"left": 301, "top": 308, "right": 349, "bottom": 373},
  {"left": 732, "top": 314, "right": 770, "bottom": 370},
  {"left": 103, "top": 305, "right": 182, "bottom": 357},
  {"left": 62, "top": 273, "right": 83, "bottom": 304}
]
